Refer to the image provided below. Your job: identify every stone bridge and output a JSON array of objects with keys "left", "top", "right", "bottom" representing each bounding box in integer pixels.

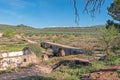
[{"left": 40, "top": 41, "right": 89, "bottom": 56}]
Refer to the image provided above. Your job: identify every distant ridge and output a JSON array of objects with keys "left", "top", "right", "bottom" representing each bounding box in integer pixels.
[{"left": 0, "top": 24, "right": 105, "bottom": 34}]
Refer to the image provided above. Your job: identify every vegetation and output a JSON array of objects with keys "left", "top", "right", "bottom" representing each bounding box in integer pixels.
[
  {"left": 99, "top": 25, "right": 119, "bottom": 54},
  {"left": 45, "top": 63, "right": 91, "bottom": 80},
  {"left": 0, "top": 24, "right": 120, "bottom": 80},
  {"left": 104, "top": 53, "right": 120, "bottom": 65},
  {"left": 108, "top": 0, "right": 120, "bottom": 22},
  {"left": 24, "top": 44, "right": 44, "bottom": 58},
  {"left": 0, "top": 24, "right": 104, "bottom": 35},
  {"left": 4, "top": 44, "right": 25, "bottom": 52},
  {"left": 3, "top": 28, "right": 16, "bottom": 37},
  {"left": 0, "top": 0, "right": 120, "bottom": 79},
  {"left": 106, "top": 0, "right": 120, "bottom": 31}
]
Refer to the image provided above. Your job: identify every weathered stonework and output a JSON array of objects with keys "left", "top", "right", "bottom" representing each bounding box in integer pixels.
[
  {"left": 0, "top": 50, "right": 40, "bottom": 70},
  {"left": 40, "top": 41, "right": 89, "bottom": 56}
]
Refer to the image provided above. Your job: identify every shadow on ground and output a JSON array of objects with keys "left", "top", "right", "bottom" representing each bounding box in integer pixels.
[{"left": 15, "top": 76, "right": 56, "bottom": 80}]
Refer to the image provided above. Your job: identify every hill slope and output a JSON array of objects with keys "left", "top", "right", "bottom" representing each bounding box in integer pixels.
[{"left": 0, "top": 24, "right": 104, "bottom": 34}]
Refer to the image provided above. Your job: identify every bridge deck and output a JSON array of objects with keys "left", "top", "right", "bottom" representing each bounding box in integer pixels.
[
  {"left": 41, "top": 41, "right": 89, "bottom": 56},
  {"left": 44, "top": 41, "right": 82, "bottom": 49}
]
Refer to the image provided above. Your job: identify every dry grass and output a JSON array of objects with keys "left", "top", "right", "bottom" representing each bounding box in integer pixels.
[{"left": 40, "top": 54, "right": 90, "bottom": 65}]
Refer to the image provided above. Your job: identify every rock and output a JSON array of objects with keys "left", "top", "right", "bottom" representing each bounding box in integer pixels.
[
  {"left": 37, "top": 66, "right": 52, "bottom": 74},
  {"left": 42, "top": 53, "right": 49, "bottom": 61}
]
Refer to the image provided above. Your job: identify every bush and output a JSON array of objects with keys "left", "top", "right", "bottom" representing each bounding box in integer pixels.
[
  {"left": 24, "top": 44, "right": 43, "bottom": 58},
  {"left": 99, "top": 25, "right": 119, "bottom": 54},
  {"left": 104, "top": 53, "right": 120, "bottom": 65},
  {"left": 3, "top": 28, "right": 16, "bottom": 37},
  {"left": 92, "top": 60, "right": 105, "bottom": 70}
]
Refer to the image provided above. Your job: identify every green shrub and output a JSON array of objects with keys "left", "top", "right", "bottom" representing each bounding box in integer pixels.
[
  {"left": 92, "top": 60, "right": 105, "bottom": 70},
  {"left": 99, "top": 26, "right": 119, "bottom": 54},
  {"left": 114, "top": 58, "right": 120, "bottom": 64},
  {"left": 104, "top": 53, "right": 120, "bottom": 65},
  {"left": 24, "top": 44, "right": 43, "bottom": 58},
  {"left": 3, "top": 28, "right": 16, "bottom": 37}
]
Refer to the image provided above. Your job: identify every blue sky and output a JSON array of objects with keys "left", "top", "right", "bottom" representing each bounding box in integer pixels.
[{"left": 0, "top": 0, "right": 113, "bottom": 28}]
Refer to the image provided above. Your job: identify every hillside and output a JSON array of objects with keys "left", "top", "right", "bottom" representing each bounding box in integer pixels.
[
  {"left": 0, "top": 24, "right": 104, "bottom": 34},
  {"left": 0, "top": 24, "right": 120, "bottom": 80}
]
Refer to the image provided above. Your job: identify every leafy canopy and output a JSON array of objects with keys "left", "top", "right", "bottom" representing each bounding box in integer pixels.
[
  {"left": 108, "top": 0, "right": 120, "bottom": 21},
  {"left": 100, "top": 25, "right": 119, "bottom": 54}
]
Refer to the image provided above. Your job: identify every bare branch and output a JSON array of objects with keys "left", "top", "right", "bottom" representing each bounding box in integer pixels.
[
  {"left": 73, "top": 0, "right": 80, "bottom": 25},
  {"left": 83, "top": 0, "right": 105, "bottom": 16},
  {"left": 73, "top": 0, "right": 105, "bottom": 25}
]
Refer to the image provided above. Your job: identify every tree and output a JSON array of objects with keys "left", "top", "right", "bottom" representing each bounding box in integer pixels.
[
  {"left": 106, "top": 19, "right": 120, "bottom": 31},
  {"left": 106, "top": 0, "right": 120, "bottom": 31},
  {"left": 100, "top": 25, "right": 119, "bottom": 54},
  {"left": 108, "top": 0, "right": 120, "bottom": 22}
]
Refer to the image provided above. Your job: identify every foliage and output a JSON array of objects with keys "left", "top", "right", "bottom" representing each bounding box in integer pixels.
[
  {"left": 107, "top": 0, "right": 120, "bottom": 31},
  {"left": 24, "top": 44, "right": 43, "bottom": 58},
  {"left": 3, "top": 28, "right": 16, "bottom": 37},
  {"left": 4, "top": 44, "right": 25, "bottom": 52},
  {"left": 104, "top": 53, "right": 120, "bottom": 65},
  {"left": 100, "top": 25, "right": 119, "bottom": 54},
  {"left": 92, "top": 60, "right": 105, "bottom": 70},
  {"left": 108, "top": 0, "right": 120, "bottom": 21},
  {"left": 106, "top": 20, "right": 120, "bottom": 31}
]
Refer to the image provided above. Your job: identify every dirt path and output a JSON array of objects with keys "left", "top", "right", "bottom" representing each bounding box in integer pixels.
[
  {"left": 0, "top": 64, "right": 54, "bottom": 80},
  {"left": 0, "top": 66, "right": 40, "bottom": 80},
  {"left": 89, "top": 65, "right": 120, "bottom": 80}
]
